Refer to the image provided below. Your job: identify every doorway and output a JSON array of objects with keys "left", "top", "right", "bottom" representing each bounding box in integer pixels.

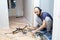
[
  {"left": 7, "top": 0, "right": 16, "bottom": 17},
  {"left": 7, "top": 0, "right": 27, "bottom": 29},
  {"left": 7, "top": 0, "right": 33, "bottom": 29}
]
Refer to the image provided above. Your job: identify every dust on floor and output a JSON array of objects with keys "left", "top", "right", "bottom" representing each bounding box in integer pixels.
[
  {"left": 0, "top": 28, "right": 41, "bottom": 40},
  {"left": 9, "top": 16, "right": 29, "bottom": 29},
  {"left": 0, "top": 17, "right": 37, "bottom": 40}
]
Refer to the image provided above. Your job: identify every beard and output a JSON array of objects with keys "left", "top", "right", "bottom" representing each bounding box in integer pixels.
[{"left": 35, "top": 13, "right": 41, "bottom": 17}]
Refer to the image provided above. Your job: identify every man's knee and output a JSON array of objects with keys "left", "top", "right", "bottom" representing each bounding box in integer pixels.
[
  {"left": 34, "top": 14, "right": 42, "bottom": 27},
  {"left": 45, "top": 17, "right": 52, "bottom": 31},
  {"left": 45, "top": 17, "right": 52, "bottom": 22}
]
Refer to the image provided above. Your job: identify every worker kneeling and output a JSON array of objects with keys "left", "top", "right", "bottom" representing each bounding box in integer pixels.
[{"left": 31, "top": 7, "right": 53, "bottom": 40}]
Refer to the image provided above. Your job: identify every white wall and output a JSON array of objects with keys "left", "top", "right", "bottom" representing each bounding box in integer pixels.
[
  {"left": 34, "top": 0, "right": 40, "bottom": 7},
  {"left": 0, "top": 0, "right": 9, "bottom": 29},
  {"left": 52, "top": 0, "right": 60, "bottom": 40},
  {"left": 23, "top": 0, "right": 33, "bottom": 25},
  {"left": 49, "top": 0, "right": 54, "bottom": 16},
  {"left": 16, "top": 0, "right": 23, "bottom": 17},
  {"left": 40, "top": 0, "right": 54, "bottom": 16}
]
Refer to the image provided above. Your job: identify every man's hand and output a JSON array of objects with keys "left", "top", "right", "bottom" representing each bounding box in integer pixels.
[
  {"left": 31, "top": 30, "right": 37, "bottom": 35},
  {"left": 32, "top": 20, "right": 46, "bottom": 34}
]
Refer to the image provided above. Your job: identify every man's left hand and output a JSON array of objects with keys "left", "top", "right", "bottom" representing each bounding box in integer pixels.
[{"left": 31, "top": 30, "right": 37, "bottom": 35}]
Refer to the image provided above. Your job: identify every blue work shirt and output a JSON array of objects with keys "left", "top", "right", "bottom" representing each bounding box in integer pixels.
[{"left": 39, "top": 12, "right": 53, "bottom": 21}]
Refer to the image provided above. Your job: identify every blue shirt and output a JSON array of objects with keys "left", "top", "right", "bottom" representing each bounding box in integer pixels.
[{"left": 39, "top": 12, "right": 53, "bottom": 21}]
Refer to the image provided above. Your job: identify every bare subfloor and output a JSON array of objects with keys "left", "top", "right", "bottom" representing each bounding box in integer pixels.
[
  {"left": 0, "top": 17, "right": 47, "bottom": 40},
  {"left": 9, "top": 16, "right": 29, "bottom": 29},
  {"left": 0, "top": 29, "right": 41, "bottom": 40},
  {"left": 0, "top": 17, "right": 40, "bottom": 40}
]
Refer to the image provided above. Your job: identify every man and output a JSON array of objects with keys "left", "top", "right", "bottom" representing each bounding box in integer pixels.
[{"left": 32, "top": 7, "right": 53, "bottom": 40}]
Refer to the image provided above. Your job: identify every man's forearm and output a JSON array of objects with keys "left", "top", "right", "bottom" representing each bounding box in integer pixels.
[
  {"left": 35, "top": 20, "right": 46, "bottom": 32},
  {"left": 27, "top": 27, "right": 36, "bottom": 30},
  {"left": 34, "top": 24, "right": 46, "bottom": 32}
]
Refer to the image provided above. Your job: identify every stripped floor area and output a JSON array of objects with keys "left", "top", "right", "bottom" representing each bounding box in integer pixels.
[
  {"left": 9, "top": 16, "right": 29, "bottom": 29},
  {"left": 0, "top": 16, "right": 47, "bottom": 40},
  {"left": 0, "top": 17, "right": 38, "bottom": 40}
]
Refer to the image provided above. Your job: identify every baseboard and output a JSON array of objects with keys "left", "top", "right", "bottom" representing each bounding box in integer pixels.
[{"left": 24, "top": 17, "right": 32, "bottom": 27}]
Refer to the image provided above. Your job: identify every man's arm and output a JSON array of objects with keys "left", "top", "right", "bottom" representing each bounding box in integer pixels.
[
  {"left": 27, "top": 26, "right": 36, "bottom": 30},
  {"left": 32, "top": 20, "right": 46, "bottom": 33}
]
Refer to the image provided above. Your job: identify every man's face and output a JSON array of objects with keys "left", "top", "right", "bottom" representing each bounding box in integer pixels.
[{"left": 34, "top": 8, "right": 41, "bottom": 16}]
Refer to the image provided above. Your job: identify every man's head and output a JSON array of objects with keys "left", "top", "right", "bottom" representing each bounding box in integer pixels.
[{"left": 34, "top": 7, "right": 42, "bottom": 16}]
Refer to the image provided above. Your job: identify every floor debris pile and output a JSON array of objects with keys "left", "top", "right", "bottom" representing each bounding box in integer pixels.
[
  {"left": 0, "top": 29, "right": 41, "bottom": 40},
  {"left": 0, "top": 23, "right": 48, "bottom": 40}
]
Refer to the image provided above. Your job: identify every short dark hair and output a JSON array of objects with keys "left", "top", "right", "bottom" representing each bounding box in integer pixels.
[{"left": 34, "top": 7, "right": 42, "bottom": 11}]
